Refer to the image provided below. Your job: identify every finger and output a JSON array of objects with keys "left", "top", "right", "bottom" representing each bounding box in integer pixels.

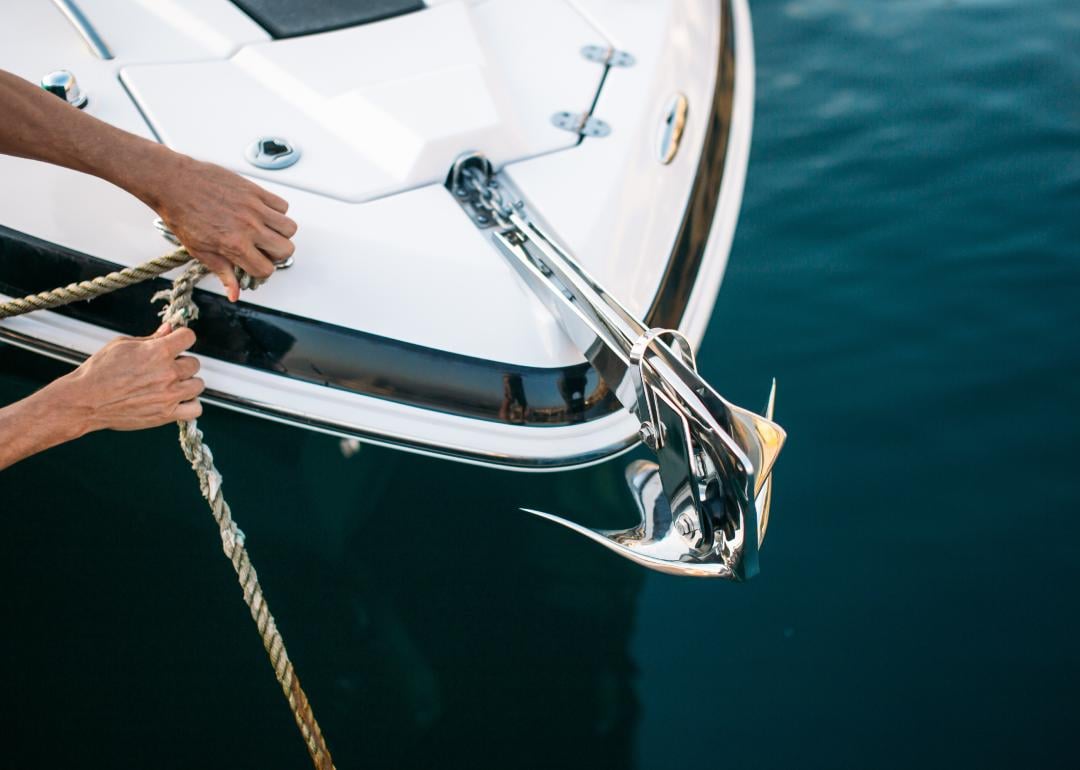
[
  {"left": 130, "top": 324, "right": 168, "bottom": 342},
  {"left": 257, "top": 187, "right": 289, "bottom": 214},
  {"left": 158, "top": 327, "right": 196, "bottom": 356},
  {"left": 235, "top": 242, "right": 276, "bottom": 280},
  {"left": 174, "top": 355, "right": 201, "bottom": 380},
  {"left": 173, "top": 399, "right": 204, "bottom": 422},
  {"left": 191, "top": 249, "right": 240, "bottom": 302},
  {"left": 190, "top": 247, "right": 230, "bottom": 275},
  {"left": 263, "top": 208, "right": 298, "bottom": 239},
  {"left": 173, "top": 376, "right": 205, "bottom": 402},
  {"left": 218, "top": 267, "right": 240, "bottom": 302},
  {"left": 254, "top": 227, "right": 295, "bottom": 261}
]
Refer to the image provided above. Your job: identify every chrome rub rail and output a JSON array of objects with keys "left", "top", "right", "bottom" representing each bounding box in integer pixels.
[{"left": 447, "top": 153, "right": 786, "bottom": 580}]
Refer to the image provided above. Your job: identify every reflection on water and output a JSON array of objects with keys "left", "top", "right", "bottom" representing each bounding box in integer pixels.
[{"left": 2, "top": 0, "right": 1079, "bottom": 767}]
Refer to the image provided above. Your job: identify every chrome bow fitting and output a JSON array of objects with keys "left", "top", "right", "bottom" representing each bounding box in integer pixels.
[{"left": 446, "top": 153, "right": 786, "bottom": 580}]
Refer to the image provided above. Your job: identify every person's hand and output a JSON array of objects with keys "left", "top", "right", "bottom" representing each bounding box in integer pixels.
[
  {"left": 0, "top": 71, "right": 297, "bottom": 302},
  {"left": 48, "top": 324, "right": 205, "bottom": 433},
  {"left": 0, "top": 325, "right": 206, "bottom": 469},
  {"left": 148, "top": 154, "right": 298, "bottom": 302}
]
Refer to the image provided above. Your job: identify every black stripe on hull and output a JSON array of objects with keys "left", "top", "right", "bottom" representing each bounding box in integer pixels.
[{"left": 0, "top": 225, "right": 616, "bottom": 427}]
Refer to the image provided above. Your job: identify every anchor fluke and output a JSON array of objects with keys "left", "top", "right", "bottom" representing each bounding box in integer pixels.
[{"left": 522, "top": 380, "right": 781, "bottom": 580}]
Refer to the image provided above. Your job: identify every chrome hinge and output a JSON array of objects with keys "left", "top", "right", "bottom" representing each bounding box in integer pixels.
[
  {"left": 581, "top": 44, "right": 635, "bottom": 68},
  {"left": 550, "top": 46, "right": 629, "bottom": 139},
  {"left": 550, "top": 110, "right": 611, "bottom": 138}
]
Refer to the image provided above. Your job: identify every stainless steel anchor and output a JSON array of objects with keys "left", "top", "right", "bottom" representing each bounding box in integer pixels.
[{"left": 447, "top": 153, "right": 786, "bottom": 580}]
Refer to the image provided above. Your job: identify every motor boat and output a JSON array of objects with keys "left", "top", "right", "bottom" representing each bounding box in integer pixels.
[{"left": 0, "top": 0, "right": 784, "bottom": 579}]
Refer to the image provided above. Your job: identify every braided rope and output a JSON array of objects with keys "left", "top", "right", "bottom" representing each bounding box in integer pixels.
[
  {"left": 0, "top": 252, "right": 335, "bottom": 769},
  {"left": 156, "top": 262, "right": 335, "bottom": 770},
  {"left": 0, "top": 249, "right": 191, "bottom": 319}
]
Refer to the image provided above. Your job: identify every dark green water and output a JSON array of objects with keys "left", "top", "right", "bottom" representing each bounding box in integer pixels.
[{"left": 2, "top": 1, "right": 1078, "bottom": 767}]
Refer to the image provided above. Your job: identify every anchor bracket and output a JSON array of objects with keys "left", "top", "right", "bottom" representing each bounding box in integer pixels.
[{"left": 445, "top": 152, "right": 786, "bottom": 580}]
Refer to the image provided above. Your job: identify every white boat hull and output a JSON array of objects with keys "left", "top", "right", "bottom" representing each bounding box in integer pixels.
[{"left": 0, "top": 0, "right": 754, "bottom": 470}]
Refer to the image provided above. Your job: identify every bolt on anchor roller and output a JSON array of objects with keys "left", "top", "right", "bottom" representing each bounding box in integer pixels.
[{"left": 447, "top": 153, "right": 786, "bottom": 580}]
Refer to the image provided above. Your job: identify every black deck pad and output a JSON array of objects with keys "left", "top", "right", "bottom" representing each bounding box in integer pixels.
[{"left": 230, "top": 0, "right": 425, "bottom": 39}]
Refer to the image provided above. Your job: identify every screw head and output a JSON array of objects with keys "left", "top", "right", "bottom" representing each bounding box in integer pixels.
[
  {"left": 675, "top": 511, "right": 704, "bottom": 547},
  {"left": 245, "top": 137, "right": 300, "bottom": 170},
  {"left": 40, "top": 70, "right": 87, "bottom": 109},
  {"left": 639, "top": 423, "right": 658, "bottom": 450}
]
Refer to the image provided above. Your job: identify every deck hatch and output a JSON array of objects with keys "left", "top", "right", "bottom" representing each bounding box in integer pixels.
[{"left": 229, "top": 0, "right": 423, "bottom": 39}]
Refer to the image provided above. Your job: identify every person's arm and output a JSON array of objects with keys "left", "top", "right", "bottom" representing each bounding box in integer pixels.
[
  {"left": 0, "top": 69, "right": 297, "bottom": 301},
  {"left": 0, "top": 325, "right": 203, "bottom": 470}
]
